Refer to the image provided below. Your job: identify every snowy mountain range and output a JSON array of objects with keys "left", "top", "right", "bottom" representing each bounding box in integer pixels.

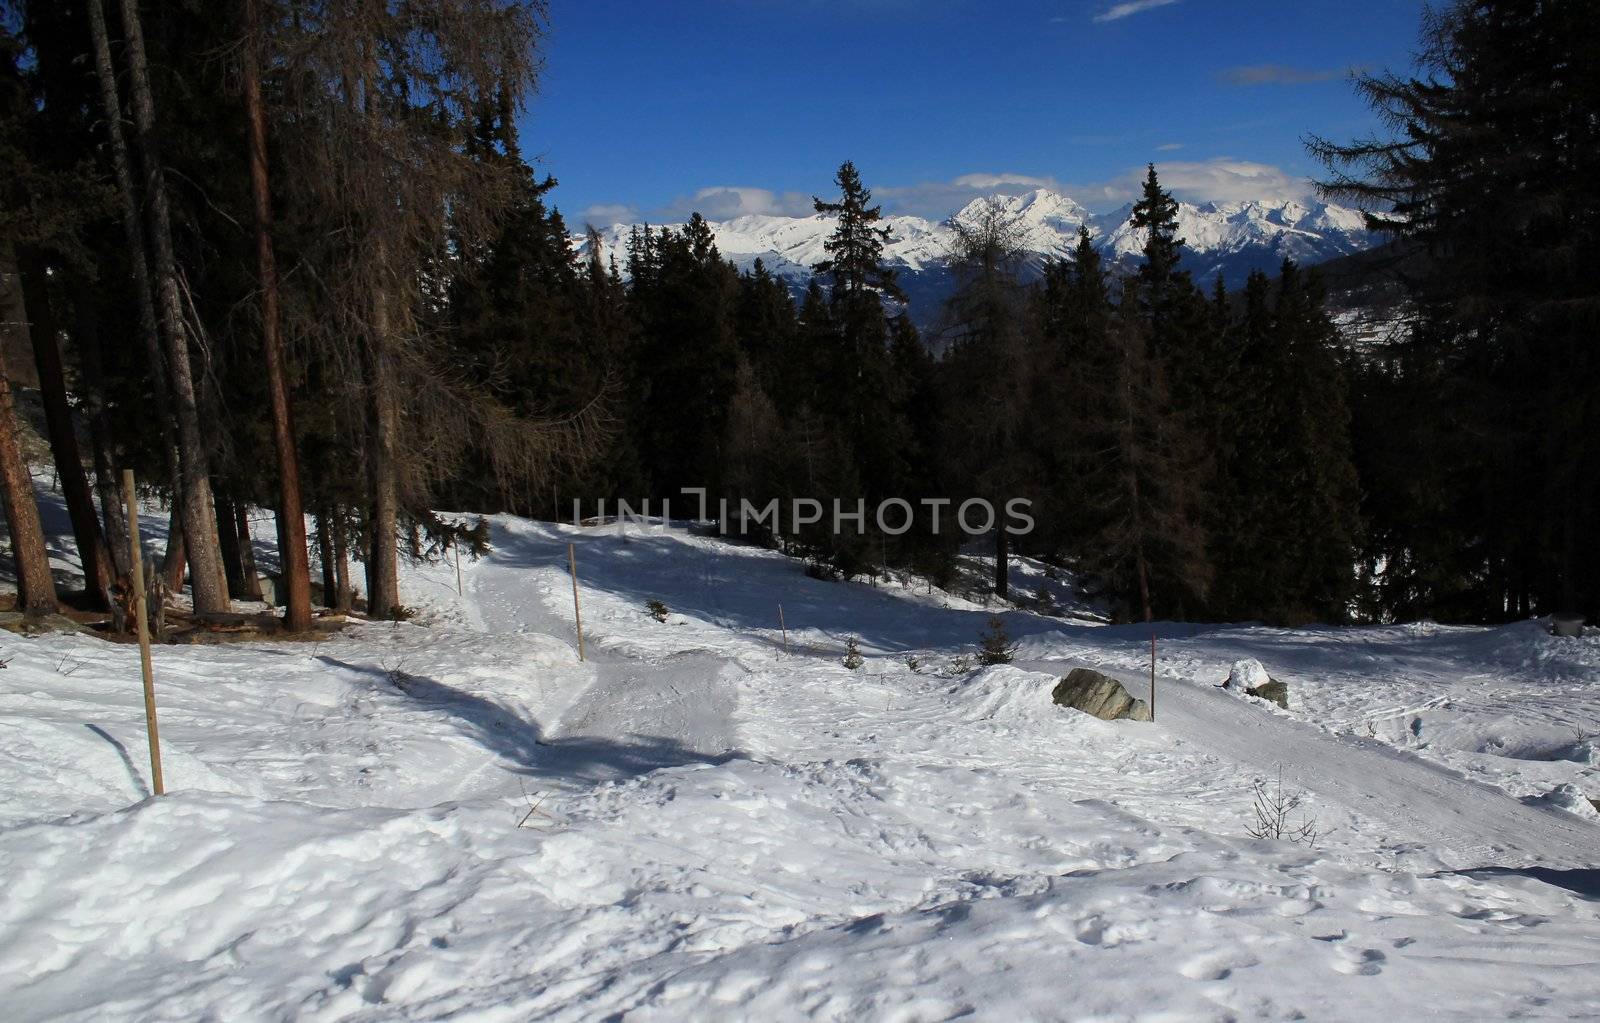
[{"left": 582, "top": 188, "right": 1377, "bottom": 321}]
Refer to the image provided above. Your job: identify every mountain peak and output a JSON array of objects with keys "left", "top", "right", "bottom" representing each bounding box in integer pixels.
[{"left": 580, "top": 189, "right": 1377, "bottom": 305}]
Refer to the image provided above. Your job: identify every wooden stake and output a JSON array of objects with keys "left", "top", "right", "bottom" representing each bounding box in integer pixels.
[
  {"left": 1149, "top": 632, "right": 1157, "bottom": 723},
  {"left": 453, "top": 538, "right": 462, "bottom": 595},
  {"left": 779, "top": 603, "right": 788, "bottom": 654},
  {"left": 123, "top": 469, "right": 163, "bottom": 796},
  {"left": 567, "top": 542, "right": 585, "bottom": 662}
]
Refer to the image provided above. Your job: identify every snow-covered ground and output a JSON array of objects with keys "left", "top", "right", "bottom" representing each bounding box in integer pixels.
[{"left": 2, "top": 502, "right": 1598, "bottom": 1020}]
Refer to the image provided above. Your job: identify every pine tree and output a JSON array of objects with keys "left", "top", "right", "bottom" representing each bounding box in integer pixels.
[
  {"left": 1311, "top": 0, "right": 1600, "bottom": 621},
  {"left": 939, "top": 198, "right": 1036, "bottom": 598},
  {"left": 813, "top": 161, "right": 905, "bottom": 303}
]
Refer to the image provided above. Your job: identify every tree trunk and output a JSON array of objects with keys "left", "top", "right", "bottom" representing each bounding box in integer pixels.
[
  {"left": 333, "top": 516, "right": 352, "bottom": 613},
  {"left": 316, "top": 507, "right": 336, "bottom": 604},
  {"left": 85, "top": 0, "right": 186, "bottom": 586},
  {"left": 362, "top": 311, "right": 401, "bottom": 620},
  {"left": 0, "top": 345, "right": 59, "bottom": 615},
  {"left": 242, "top": 0, "right": 313, "bottom": 631},
  {"left": 67, "top": 279, "right": 132, "bottom": 582},
  {"left": 162, "top": 513, "right": 185, "bottom": 594},
  {"left": 215, "top": 491, "right": 248, "bottom": 599},
  {"left": 16, "top": 248, "right": 111, "bottom": 608},
  {"left": 236, "top": 504, "right": 264, "bottom": 601},
  {"left": 993, "top": 526, "right": 1009, "bottom": 599},
  {"left": 114, "top": 0, "right": 230, "bottom": 614}
]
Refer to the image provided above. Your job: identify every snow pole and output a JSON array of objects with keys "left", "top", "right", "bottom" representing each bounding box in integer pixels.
[
  {"left": 1149, "top": 632, "right": 1157, "bottom": 723},
  {"left": 567, "top": 542, "right": 585, "bottom": 661},
  {"left": 453, "top": 538, "right": 463, "bottom": 595},
  {"left": 123, "top": 469, "right": 164, "bottom": 796},
  {"left": 779, "top": 603, "right": 789, "bottom": 654}
]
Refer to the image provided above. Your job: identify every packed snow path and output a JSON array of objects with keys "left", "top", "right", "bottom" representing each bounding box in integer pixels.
[
  {"left": 468, "top": 516, "right": 1596, "bottom": 874},
  {"left": 1015, "top": 657, "right": 1598, "bottom": 871},
  {"left": 2, "top": 509, "right": 1598, "bottom": 1020}
]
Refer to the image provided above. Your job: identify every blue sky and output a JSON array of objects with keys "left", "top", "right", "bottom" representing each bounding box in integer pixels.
[{"left": 521, "top": 0, "right": 1428, "bottom": 225}]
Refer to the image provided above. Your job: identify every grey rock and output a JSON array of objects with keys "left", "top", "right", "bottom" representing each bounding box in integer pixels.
[
  {"left": 1246, "top": 679, "right": 1290, "bottom": 710},
  {"left": 1052, "top": 667, "right": 1151, "bottom": 722}
]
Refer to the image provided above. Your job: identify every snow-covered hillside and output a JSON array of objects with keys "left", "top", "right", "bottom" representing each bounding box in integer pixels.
[
  {"left": 2, "top": 500, "right": 1598, "bottom": 1020},
  {"left": 581, "top": 188, "right": 1376, "bottom": 306}
]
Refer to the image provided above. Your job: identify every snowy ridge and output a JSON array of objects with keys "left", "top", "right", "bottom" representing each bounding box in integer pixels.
[{"left": 579, "top": 187, "right": 1376, "bottom": 293}]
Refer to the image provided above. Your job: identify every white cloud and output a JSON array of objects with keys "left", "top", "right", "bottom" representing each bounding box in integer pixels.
[
  {"left": 878, "top": 173, "right": 1068, "bottom": 217},
  {"left": 1093, "top": 0, "right": 1180, "bottom": 23},
  {"left": 1155, "top": 143, "right": 1185, "bottom": 152},
  {"left": 950, "top": 172, "right": 1057, "bottom": 190},
  {"left": 580, "top": 202, "right": 640, "bottom": 226},
  {"left": 1120, "top": 159, "right": 1314, "bottom": 204},
  {"left": 656, "top": 186, "right": 814, "bottom": 220}
]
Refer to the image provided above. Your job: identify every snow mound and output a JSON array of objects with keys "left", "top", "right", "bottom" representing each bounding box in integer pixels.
[
  {"left": 949, "top": 665, "right": 1061, "bottom": 725},
  {"left": 1225, "top": 658, "right": 1272, "bottom": 690},
  {"left": 1526, "top": 783, "right": 1600, "bottom": 821}
]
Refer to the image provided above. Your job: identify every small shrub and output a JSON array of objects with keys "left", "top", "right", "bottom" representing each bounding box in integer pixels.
[
  {"left": 843, "top": 636, "right": 864, "bottom": 670},
  {"left": 1246, "top": 770, "right": 1320, "bottom": 846},
  {"left": 948, "top": 653, "right": 973, "bottom": 675},
  {"left": 646, "top": 599, "right": 669, "bottom": 623},
  {"left": 905, "top": 653, "right": 921, "bottom": 673},
  {"left": 977, "top": 615, "right": 1016, "bottom": 665}
]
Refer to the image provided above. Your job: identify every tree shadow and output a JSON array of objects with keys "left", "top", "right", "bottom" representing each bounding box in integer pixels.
[
  {"left": 316, "top": 655, "right": 738, "bottom": 783},
  {"left": 84, "top": 723, "right": 152, "bottom": 800},
  {"left": 1453, "top": 866, "right": 1600, "bottom": 901}
]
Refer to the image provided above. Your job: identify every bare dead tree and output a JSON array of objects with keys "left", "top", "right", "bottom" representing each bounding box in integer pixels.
[
  {"left": 258, "top": 0, "right": 607, "bottom": 619},
  {"left": 240, "top": 0, "right": 313, "bottom": 630},
  {"left": 100, "top": 0, "right": 231, "bottom": 613}
]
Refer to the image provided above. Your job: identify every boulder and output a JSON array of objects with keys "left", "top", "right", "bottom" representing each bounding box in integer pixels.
[
  {"left": 1224, "top": 658, "right": 1289, "bottom": 709},
  {"left": 1052, "top": 667, "right": 1151, "bottom": 722},
  {"left": 1246, "top": 679, "right": 1290, "bottom": 710}
]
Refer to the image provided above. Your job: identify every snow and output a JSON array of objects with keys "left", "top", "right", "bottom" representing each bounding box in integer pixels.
[
  {"left": 1225, "top": 657, "right": 1272, "bottom": 690},
  {"left": 2, "top": 499, "right": 1599, "bottom": 1020}
]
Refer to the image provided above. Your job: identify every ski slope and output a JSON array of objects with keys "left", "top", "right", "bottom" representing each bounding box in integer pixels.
[{"left": 2, "top": 510, "right": 1597, "bottom": 1020}]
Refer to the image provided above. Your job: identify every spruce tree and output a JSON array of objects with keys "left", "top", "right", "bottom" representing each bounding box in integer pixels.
[{"left": 1311, "top": 0, "right": 1600, "bottom": 621}]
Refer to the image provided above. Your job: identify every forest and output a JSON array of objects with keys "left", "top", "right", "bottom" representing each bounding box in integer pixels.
[{"left": 0, "top": 0, "right": 1595, "bottom": 629}]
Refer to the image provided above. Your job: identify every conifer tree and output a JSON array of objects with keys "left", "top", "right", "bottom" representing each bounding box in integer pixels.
[{"left": 1311, "top": 0, "right": 1600, "bottom": 621}]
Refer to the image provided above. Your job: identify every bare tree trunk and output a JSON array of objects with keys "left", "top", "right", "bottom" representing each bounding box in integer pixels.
[
  {"left": 86, "top": 0, "right": 188, "bottom": 577},
  {"left": 16, "top": 248, "right": 111, "bottom": 607},
  {"left": 68, "top": 283, "right": 132, "bottom": 582},
  {"left": 334, "top": 507, "right": 353, "bottom": 612},
  {"left": 242, "top": 0, "right": 313, "bottom": 630},
  {"left": 362, "top": 304, "right": 401, "bottom": 620},
  {"left": 236, "top": 504, "right": 265, "bottom": 601},
  {"left": 215, "top": 491, "right": 248, "bottom": 598},
  {"left": 161, "top": 509, "right": 186, "bottom": 593},
  {"left": 113, "top": 0, "right": 229, "bottom": 614},
  {"left": 993, "top": 527, "right": 1009, "bottom": 599},
  {"left": 316, "top": 507, "right": 336, "bottom": 604},
  {"left": 0, "top": 345, "right": 59, "bottom": 615}
]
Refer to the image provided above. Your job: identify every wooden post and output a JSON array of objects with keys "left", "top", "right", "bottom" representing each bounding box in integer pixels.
[
  {"left": 567, "top": 542, "right": 585, "bottom": 662},
  {"left": 1149, "top": 632, "right": 1157, "bottom": 723},
  {"left": 123, "top": 469, "right": 163, "bottom": 796},
  {"left": 779, "top": 604, "right": 788, "bottom": 654},
  {"left": 453, "top": 538, "right": 463, "bottom": 596}
]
